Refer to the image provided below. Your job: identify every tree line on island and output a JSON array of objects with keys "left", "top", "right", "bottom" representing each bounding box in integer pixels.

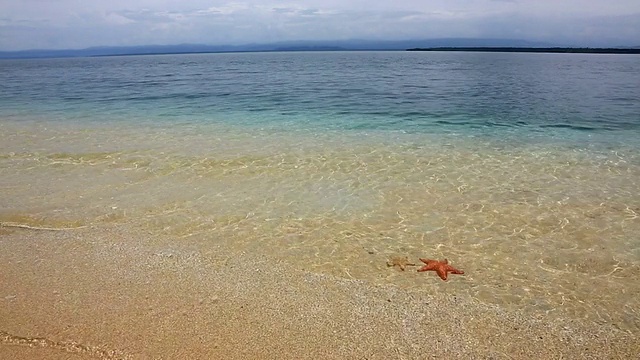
[{"left": 406, "top": 47, "right": 640, "bottom": 54}]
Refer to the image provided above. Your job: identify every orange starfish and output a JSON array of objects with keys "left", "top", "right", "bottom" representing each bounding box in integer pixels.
[{"left": 417, "top": 258, "right": 464, "bottom": 281}]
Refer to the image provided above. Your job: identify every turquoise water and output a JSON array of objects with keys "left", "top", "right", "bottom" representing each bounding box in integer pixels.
[
  {"left": 1, "top": 51, "right": 640, "bottom": 332},
  {"left": 2, "top": 51, "right": 639, "bottom": 136}
]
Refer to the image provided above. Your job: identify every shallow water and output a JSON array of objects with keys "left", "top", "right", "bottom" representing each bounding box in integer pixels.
[{"left": 1, "top": 51, "right": 639, "bottom": 332}]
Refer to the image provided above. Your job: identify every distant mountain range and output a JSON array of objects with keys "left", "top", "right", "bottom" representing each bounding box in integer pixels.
[
  {"left": 0, "top": 38, "right": 559, "bottom": 59},
  {"left": 1, "top": 38, "right": 638, "bottom": 59}
]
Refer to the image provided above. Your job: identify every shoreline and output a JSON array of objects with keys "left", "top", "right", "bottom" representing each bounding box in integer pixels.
[{"left": 1, "top": 225, "right": 637, "bottom": 359}]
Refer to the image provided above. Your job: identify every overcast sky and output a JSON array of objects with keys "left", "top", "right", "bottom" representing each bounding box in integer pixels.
[{"left": 1, "top": 0, "right": 639, "bottom": 50}]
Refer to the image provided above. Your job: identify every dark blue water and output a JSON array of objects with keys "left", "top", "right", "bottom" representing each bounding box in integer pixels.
[{"left": 1, "top": 51, "right": 639, "bottom": 141}]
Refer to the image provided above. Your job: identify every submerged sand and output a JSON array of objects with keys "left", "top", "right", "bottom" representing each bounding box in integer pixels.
[{"left": 1, "top": 225, "right": 637, "bottom": 359}]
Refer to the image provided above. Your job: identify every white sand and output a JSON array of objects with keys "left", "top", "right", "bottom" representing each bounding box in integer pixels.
[{"left": 1, "top": 225, "right": 637, "bottom": 359}]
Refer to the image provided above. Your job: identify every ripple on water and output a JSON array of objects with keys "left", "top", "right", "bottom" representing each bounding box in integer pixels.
[{"left": 1, "top": 122, "right": 639, "bottom": 332}]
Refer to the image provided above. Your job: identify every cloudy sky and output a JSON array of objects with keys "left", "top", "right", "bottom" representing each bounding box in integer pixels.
[{"left": 1, "top": 0, "right": 639, "bottom": 50}]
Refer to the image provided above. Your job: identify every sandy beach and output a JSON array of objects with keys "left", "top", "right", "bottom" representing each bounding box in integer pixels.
[{"left": 1, "top": 224, "right": 637, "bottom": 359}]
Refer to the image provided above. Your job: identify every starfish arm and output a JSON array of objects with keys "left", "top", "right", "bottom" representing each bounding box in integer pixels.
[
  {"left": 445, "top": 265, "right": 464, "bottom": 274},
  {"left": 417, "top": 263, "right": 436, "bottom": 272},
  {"left": 401, "top": 263, "right": 416, "bottom": 270}
]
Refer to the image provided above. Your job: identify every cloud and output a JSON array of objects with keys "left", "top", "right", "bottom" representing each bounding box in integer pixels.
[
  {"left": 0, "top": 1, "right": 639, "bottom": 50},
  {"left": 104, "top": 12, "right": 136, "bottom": 25}
]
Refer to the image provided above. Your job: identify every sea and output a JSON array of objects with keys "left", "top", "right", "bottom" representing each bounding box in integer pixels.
[{"left": 1, "top": 51, "right": 639, "bottom": 332}]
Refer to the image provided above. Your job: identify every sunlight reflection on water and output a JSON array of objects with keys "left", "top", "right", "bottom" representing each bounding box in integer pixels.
[{"left": 2, "top": 120, "right": 639, "bottom": 332}]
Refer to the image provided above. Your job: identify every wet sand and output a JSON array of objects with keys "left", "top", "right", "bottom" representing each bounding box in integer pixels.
[{"left": 1, "top": 225, "right": 637, "bottom": 359}]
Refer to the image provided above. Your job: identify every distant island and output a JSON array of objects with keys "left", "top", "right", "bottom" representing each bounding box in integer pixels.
[
  {"left": 407, "top": 47, "right": 640, "bottom": 54},
  {"left": 2, "top": 40, "right": 639, "bottom": 59}
]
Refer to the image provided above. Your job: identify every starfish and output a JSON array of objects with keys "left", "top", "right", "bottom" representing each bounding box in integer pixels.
[
  {"left": 417, "top": 258, "right": 464, "bottom": 280},
  {"left": 386, "top": 256, "right": 416, "bottom": 271}
]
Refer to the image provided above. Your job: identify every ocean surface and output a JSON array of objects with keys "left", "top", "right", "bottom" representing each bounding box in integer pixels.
[{"left": 1, "top": 51, "right": 640, "bottom": 332}]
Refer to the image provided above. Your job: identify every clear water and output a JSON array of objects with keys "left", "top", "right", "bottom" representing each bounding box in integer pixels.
[{"left": 1, "top": 51, "right": 640, "bottom": 332}]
